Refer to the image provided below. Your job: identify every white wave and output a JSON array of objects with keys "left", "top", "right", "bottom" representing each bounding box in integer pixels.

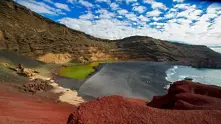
[
  {"left": 165, "top": 65, "right": 221, "bottom": 88},
  {"left": 165, "top": 65, "right": 180, "bottom": 82},
  {"left": 210, "top": 48, "right": 221, "bottom": 53}
]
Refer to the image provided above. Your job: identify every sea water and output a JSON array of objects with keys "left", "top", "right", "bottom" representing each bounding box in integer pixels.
[{"left": 165, "top": 65, "right": 221, "bottom": 87}]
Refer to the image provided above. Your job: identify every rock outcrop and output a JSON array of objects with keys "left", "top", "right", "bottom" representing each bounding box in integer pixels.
[
  {"left": 0, "top": 0, "right": 221, "bottom": 67},
  {"left": 67, "top": 81, "right": 221, "bottom": 124},
  {"left": 19, "top": 78, "right": 53, "bottom": 93},
  {"left": 148, "top": 81, "right": 221, "bottom": 110},
  {"left": 6, "top": 64, "right": 39, "bottom": 77}
]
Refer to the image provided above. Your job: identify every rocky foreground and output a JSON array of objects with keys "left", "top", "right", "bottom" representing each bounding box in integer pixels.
[{"left": 67, "top": 81, "right": 221, "bottom": 124}]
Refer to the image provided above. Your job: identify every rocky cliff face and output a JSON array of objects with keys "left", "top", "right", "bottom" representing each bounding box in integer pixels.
[
  {"left": 115, "top": 36, "right": 221, "bottom": 68},
  {"left": 0, "top": 0, "right": 117, "bottom": 63},
  {"left": 0, "top": 0, "right": 221, "bottom": 67}
]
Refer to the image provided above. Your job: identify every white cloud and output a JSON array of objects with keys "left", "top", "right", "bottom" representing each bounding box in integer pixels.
[
  {"left": 208, "top": 3, "right": 221, "bottom": 9},
  {"left": 79, "top": 12, "right": 95, "bottom": 20},
  {"left": 174, "top": 4, "right": 202, "bottom": 20},
  {"left": 152, "top": 1, "right": 167, "bottom": 10},
  {"left": 174, "top": 4, "right": 196, "bottom": 10},
  {"left": 54, "top": 3, "right": 70, "bottom": 11},
  {"left": 59, "top": 17, "right": 153, "bottom": 40},
  {"left": 143, "top": 0, "right": 152, "bottom": 4},
  {"left": 67, "top": 0, "right": 76, "bottom": 3},
  {"left": 96, "top": 0, "right": 111, "bottom": 4},
  {"left": 96, "top": 9, "right": 115, "bottom": 19},
  {"left": 207, "top": 3, "right": 221, "bottom": 15},
  {"left": 15, "top": 0, "right": 221, "bottom": 46},
  {"left": 59, "top": 12, "right": 221, "bottom": 46},
  {"left": 152, "top": 16, "right": 163, "bottom": 21},
  {"left": 138, "top": 15, "right": 150, "bottom": 22},
  {"left": 146, "top": 9, "right": 162, "bottom": 16},
  {"left": 118, "top": 9, "right": 128, "bottom": 15},
  {"left": 125, "top": 13, "right": 138, "bottom": 21},
  {"left": 79, "top": 0, "right": 93, "bottom": 8},
  {"left": 38, "top": 0, "right": 219, "bottom": 46},
  {"left": 164, "top": 12, "right": 176, "bottom": 19},
  {"left": 173, "top": 0, "right": 185, "bottom": 3},
  {"left": 132, "top": 2, "right": 140, "bottom": 7},
  {"left": 59, "top": 0, "right": 221, "bottom": 46},
  {"left": 43, "top": 0, "right": 53, "bottom": 4},
  {"left": 133, "top": 5, "right": 147, "bottom": 13},
  {"left": 143, "top": 0, "right": 167, "bottom": 10},
  {"left": 110, "top": 2, "right": 119, "bottom": 10},
  {"left": 59, "top": 18, "right": 92, "bottom": 31},
  {"left": 15, "top": 0, "right": 65, "bottom": 15},
  {"left": 177, "top": 18, "right": 192, "bottom": 24}
]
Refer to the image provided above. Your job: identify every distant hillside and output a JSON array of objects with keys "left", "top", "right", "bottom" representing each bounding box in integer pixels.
[
  {"left": 0, "top": 0, "right": 221, "bottom": 68},
  {"left": 0, "top": 0, "right": 117, "bottom": 64}
]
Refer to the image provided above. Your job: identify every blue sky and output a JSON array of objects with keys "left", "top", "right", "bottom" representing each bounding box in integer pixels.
[{"left": 14, "top": 0, "right": 221, "bottom": 47}]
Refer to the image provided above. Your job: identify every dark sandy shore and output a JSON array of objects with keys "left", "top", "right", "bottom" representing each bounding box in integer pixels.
[
  {"left": 78, "top": 61, "right": 181, "bottom": 101},
  {"left": 53, "top": 75, "right": 84, "bottom": 90}
]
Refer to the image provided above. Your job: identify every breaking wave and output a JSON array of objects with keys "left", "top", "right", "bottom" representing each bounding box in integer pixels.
[{"left": 165, "top": 65, "right": 221, "bottom": 88}]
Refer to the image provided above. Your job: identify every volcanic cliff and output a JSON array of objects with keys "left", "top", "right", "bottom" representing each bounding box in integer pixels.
[{"left": 0, "top": 0, "right": 221, "bottom": 68}]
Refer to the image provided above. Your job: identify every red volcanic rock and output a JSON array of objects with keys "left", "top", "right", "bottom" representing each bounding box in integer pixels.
[
  {"left": 67, "top": 95, "right": 221, "bottom": 124},
  {"left": 148, "top": 81, "right": 221, "bottom": 110},
  {"left": 68, "top": 81, "right": 221, "bottom": 124}
]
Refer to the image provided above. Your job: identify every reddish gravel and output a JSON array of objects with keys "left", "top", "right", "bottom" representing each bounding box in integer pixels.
[
  {"left": 0, "top": 82, "right": 75, "bottom": 124},
  {"left": 68, "top": 81, "right": 221, "bottom": 124},
  {"left": 68, "top": 95, "right": 221, "bottom": 124}
]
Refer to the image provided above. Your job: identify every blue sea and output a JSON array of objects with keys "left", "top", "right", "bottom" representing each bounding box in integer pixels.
[{"left": 165, "top": 65, "right": 221, "bottom": 87}]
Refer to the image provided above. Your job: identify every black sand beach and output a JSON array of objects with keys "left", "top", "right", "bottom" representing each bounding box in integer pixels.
[{"left": 78, "top": 61, "right": 179, "bottom": 100}]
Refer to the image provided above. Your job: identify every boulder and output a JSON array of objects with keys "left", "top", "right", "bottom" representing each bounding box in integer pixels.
[
  {"left": 184, "top": 77, "right": 193, "bottom": 81},
  {"left": 148, "top": 81, "right": 221, "bottom": 110}
]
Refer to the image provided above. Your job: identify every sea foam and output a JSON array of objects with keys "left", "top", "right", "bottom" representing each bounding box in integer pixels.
[{"left": 165, "top": 65, "right": 221, "bottom": 89}]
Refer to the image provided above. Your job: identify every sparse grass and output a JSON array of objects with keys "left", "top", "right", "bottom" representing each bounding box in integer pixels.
[{"left": 58, "top": 62, "right": 99, "bottom": 80}]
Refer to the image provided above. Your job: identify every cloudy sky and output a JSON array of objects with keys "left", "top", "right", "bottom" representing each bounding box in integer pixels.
[{"left": 14, "top": 0, "right": 221, "bottom": 47}]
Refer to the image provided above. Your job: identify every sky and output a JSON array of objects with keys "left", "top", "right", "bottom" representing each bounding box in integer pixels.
[{"left": 13, "top": 0, "right": 221, "bottom": 47}]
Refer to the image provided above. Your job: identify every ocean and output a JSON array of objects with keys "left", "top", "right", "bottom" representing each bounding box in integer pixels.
[{"left": 166, "top": 65, "right": 221, "bottom": 87}]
